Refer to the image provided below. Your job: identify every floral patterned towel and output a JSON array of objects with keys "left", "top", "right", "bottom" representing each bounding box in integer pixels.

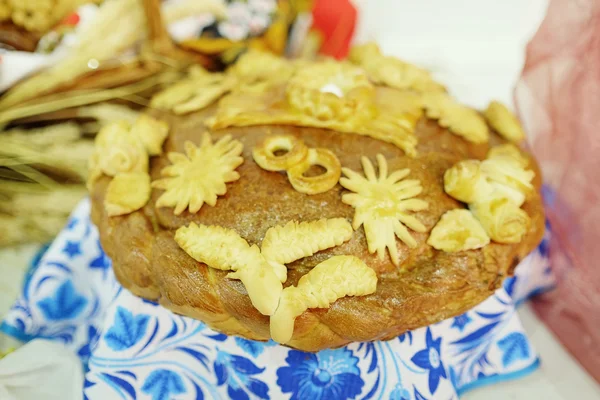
[{"left": 1, "top": 199, "right": 554, "bottom": 399}]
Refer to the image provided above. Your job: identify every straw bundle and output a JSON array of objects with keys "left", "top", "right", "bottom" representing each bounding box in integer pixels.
[
  {"left": 0, "top": 0, "right": 300, "bottom": 246},
  {"left": 0, "top": 119, "right": 93, "bottom": 246},
  {"left": 0, "top": 185, "right": 88, "bottom": 246},
  {"left": 0, "top": 97, "right": 181, "bottom": 246},
  {"left": 0, "top": 0, "right": 209, "bottom": 246}
]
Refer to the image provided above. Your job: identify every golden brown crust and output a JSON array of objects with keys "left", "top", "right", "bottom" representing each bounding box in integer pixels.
[{"left": 90, "top": 96, "right": 545, "bottom": 352}]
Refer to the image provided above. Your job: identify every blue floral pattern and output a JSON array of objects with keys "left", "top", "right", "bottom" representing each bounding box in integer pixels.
[
  {"left": 411, "top": 328, "right": 447, "bottom": 395},
  {"left": 0, "top": 199, "right": 555, "bottom": 399},
  {"left": 142, "top": 369, "right": 186, "bottom": 400},
  {"left": 451, "top": 314, "right": 472, "bottom": 332},
  {"left": 389, "top": 384, "right": 411, "bottom": 400},
  {"left": 37, "top": 280, "right": 88, "bottom": 320},
  {"left": 104, "top": 307, "right": 150, "bottom": 351},
  {"left": 498, "top": 333, "right": 530, "bottom": 367},
  {"left": 277, "top": 349, "right": 364, "bottom": 400},
  {"left": 235, "top": 337, "right": 275, "bottom": 358},
  {"left": 215, "top": 351, "right": 269, "bottom": 399}
]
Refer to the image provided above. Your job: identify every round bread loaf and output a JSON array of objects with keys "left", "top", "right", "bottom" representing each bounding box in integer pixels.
[{"left": 90, "top": 47, "right": 545, "bottom": 352}]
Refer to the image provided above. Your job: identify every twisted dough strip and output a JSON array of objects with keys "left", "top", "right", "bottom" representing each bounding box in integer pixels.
[{"left": 253, "top": 135, "right": 341, "bottom": 195}]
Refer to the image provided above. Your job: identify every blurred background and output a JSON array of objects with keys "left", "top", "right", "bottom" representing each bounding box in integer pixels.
[{"left": 0, "top": 0, "right": 598, "bottom": 398}]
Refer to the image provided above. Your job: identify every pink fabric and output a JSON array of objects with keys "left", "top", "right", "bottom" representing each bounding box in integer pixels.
[{"left": 515, "top": 0, "right": 600, "bottom": 383}]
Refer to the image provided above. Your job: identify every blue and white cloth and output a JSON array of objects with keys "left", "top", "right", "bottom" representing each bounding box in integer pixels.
[{"left": 1, "top": 199, "right": 554, "bottom": 399}]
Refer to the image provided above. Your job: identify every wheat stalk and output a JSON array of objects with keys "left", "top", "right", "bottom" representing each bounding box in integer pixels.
[
  {"left": 0, "top": 212, "right": 81, "bottom": 246},
  {"left": 77, "top": 103, "right": 140, "bottom": 126},
  {"left": 1, "top": 122, "right": 81, "bottom": 144},
  {"left": 0, "top": 185, "right": 87, "bottom": 215},
  {"left": 0, "top": 0, "right": 204, "bottom": 247},
  {"left": 0, "top": 120, "right": 92, "bottom": 246},
  {"left": 0, "top": 178, "right": 88, "bottom": 246},
  {"left": 0, "top": 122, "right": 93, "bottom": 178},
  {"left": 0, "top": 183, "right": 88, "bottom": 246},
  {"left": 0, "top": 70, "right": 180, "bottom": 125}
]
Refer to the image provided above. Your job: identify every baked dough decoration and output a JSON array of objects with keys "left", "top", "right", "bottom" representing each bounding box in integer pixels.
[
  {"left": 88, "top": 115, "right": 169, "bottom": 217},
  {"left": 175, "top": 223, "right": 282, "bottom": 316},
  {"left": 421, "top": 92, "right": 489, "bottom": 144},
  {"left": 228, "top": 50, "right": 295, "bottom": 84},
  {"left": 470, "top": 198, "right": 531, "bottom": 244},
  {"left": 340, "top": 154, "right": 428, "bottom": 265},
  {"left": 286, "top": 61, "right": 374, "bottom": 121},
  {"left": 287, "top": 148, "right": 342, "bottom": 194},
  {"left": 479, "top": 154, "right": 534, "bottom": 207},
  {"left": 252, "top": 135, "right": 309, "bottom": 171},
  {"left": 175, "top": 218, "right": 355, "bottom": 315},
  {"left": 348, "top": 43, "right": 446, "bottom": 93},
  {"left": 150, "top": 51, "right": 294, "bottom": 115},
  {"left": 260, "top": 219, "right": 354, "bottom": 277},
  {"left": 208, "top": 59, "right": 421, "bottom": 156},
  {"left": 436, "top": 144, "right": 535, "bottom": 247},
  {"left": 88, "top": 121, "right": 147, "bottom": 187},
  {"left": 152, "top": 133, "right": 244, "bottom": 215},
  {"left": 207, "top": 49, "right": 490, "bottom": 149},
  {"left": 88, "top": 116, "right": 169, "bottom": 183},
  {"left": 270, "top": 255, "right": 377, "bottom": 344},
  {"left": 427, "top": 209, "right": 490, "bottom": 252},
  {"left": 253, "top": 135, "right": 342, "bottom": 195},
  {"left": 150, "top": 65, "right": 235, "bottom": 115},
  {"left": 151, "top": 48, "right": 500, "bottom": 154},
  {"left": 484, "top": 101, "right": 525, "bottom": 143},
  {"left": 104, "top": 172, "right": 151, "bottom": 217},
  {"left": 487, "top": 143, "right": 529, "bottom": 169},
  {"left": 129, "top": 114, "right": 170, "bottom": 156}
]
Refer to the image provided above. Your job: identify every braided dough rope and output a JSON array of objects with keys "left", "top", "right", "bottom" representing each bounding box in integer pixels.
[
  {"left": 175, "top": 218, "right": 354, "bottom": 315},
  {"left": 253, "top": 135, "right": 342, "bottom": 195}
]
